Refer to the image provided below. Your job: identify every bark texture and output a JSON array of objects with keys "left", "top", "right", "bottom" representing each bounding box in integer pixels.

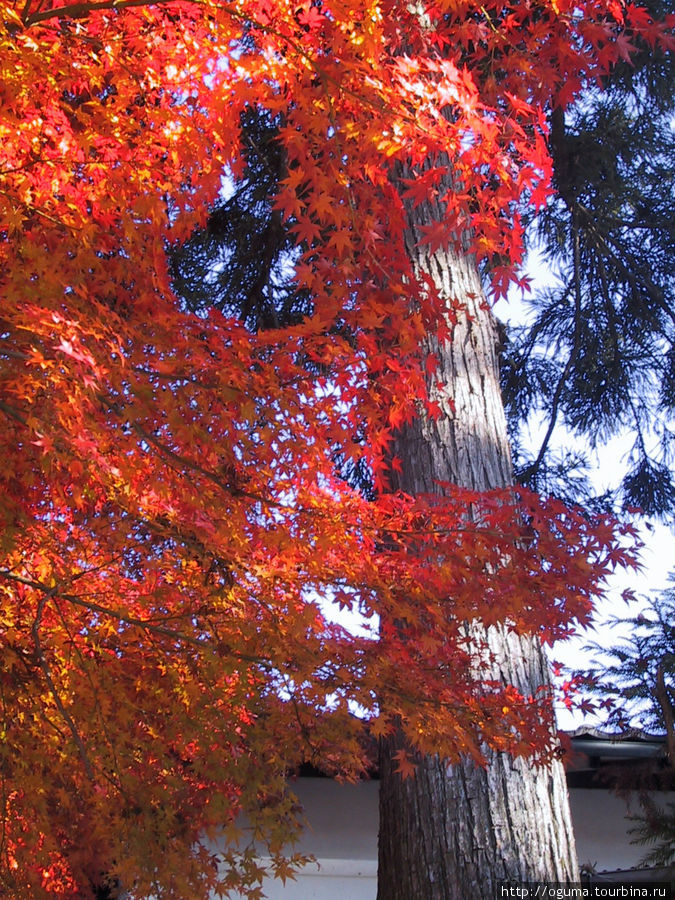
[{"left": 377, "top": 185, "right": 579, "bottom": 898}]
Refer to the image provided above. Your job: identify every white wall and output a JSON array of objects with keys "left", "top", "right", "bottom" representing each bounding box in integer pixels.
[
  {"left": 257, "top": 859, "right": 376, "bottom": 900},
  {"left": 570, "top": 788, "right": 674, "bottom": 872},
  {"left": 256, "top": 780, "right": 378, "bottom": 900},
  {"left": 252, "top": 779, "right": 674, "bottom": 898}
]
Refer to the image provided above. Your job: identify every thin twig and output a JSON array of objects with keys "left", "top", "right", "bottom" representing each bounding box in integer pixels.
[
  {"left": 0, "top": 401, "right": 28, "bottom": 428},
  {"left": 31, "top": 588, "right": 96, "bottom": 781}
]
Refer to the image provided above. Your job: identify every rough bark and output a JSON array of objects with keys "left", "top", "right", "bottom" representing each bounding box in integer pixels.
[{"left": 377, "top": 183, "right": 579, "bottom": 898}]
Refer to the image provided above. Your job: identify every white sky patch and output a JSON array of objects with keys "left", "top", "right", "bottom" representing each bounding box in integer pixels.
[{"left": 318, "top": 586, "right": 379, "bottom": 641}]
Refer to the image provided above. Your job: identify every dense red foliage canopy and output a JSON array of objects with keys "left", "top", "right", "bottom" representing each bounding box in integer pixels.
[{"left": 0, "top": 0, "right": 668, "bottom": 895}]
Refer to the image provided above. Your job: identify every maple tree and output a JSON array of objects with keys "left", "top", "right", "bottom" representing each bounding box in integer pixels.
[{"left": 0, "top": 0, "right": 670, "bottom": 897}]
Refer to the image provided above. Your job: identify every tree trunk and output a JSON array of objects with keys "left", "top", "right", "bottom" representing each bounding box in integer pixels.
[{"left": 377, "top": 188, "right": 579, "bottom": 898}]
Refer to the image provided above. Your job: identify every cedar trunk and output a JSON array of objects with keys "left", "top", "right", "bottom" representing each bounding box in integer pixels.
[{"left": 377, "top": 197, "right": 579, "bottom": 897}]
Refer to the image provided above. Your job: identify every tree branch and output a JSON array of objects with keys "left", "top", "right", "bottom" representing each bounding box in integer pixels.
[
  {"left": 24, "top": 0, "right": 175, "bottom": 24},
  {"left": 0, "top": 567, "right": 267, "bottom": 665}
]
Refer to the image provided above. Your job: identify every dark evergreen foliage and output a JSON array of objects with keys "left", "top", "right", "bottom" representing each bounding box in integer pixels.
[
  {"left": 170, "top": 107, "right": 312, "bottom": 330},
  {"left": 500, "top": 2, "right": 675, "bottom": 518},
  {"left": 582, "top": 591, "right": 675, "bottom": 737},
  {"left": 627, "top": 796, "right": 675, "bottom": 868}
]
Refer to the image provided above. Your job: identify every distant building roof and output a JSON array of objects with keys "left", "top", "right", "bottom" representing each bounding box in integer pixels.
[{"left": 566, "top": 727, "right": 670, "bottom": 790}]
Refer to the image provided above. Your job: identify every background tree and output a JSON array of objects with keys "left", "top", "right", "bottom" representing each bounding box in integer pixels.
[
  {"left": 171, "top": 108, "right": 313, "bottom": 333},
  {"left": 376, "top": 181, "right": 580, "bottom": 897},
  {"left": 501, "top": 0, "right": 675, "bottom": 517},
  {"left": 498, "top": 9, "right": 674, "bottom": 869},
  {"left": 378, "top": 11, "right": 675, "bottom": 883}
]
